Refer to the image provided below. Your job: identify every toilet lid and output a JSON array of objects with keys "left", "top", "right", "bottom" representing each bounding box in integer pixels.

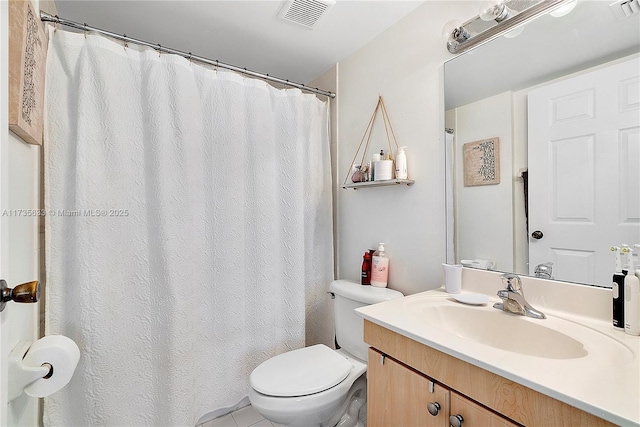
[{"left": 250, "top": 344, "right": 352, "bottom": 397}]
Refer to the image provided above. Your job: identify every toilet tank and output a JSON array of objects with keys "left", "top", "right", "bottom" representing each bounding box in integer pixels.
[{"left": 329, "top": 280, "right": 403, "bottom": 362}]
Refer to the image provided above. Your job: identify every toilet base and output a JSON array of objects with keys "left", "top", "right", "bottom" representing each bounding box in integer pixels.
[
  {"left": 334, "top": 386, "right": 366, "bottom": 427},
  {"left": 249, "top": 371, "right": 367, "bottom": 427}
]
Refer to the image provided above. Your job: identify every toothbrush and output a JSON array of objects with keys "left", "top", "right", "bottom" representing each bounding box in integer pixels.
[{"left": 621, "top": 244, "right": 631, "bottom": 273}]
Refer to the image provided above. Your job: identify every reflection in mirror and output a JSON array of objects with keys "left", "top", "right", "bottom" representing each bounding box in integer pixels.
[{"left": 444, "top": 0, "right": 640, "bottom": 287}]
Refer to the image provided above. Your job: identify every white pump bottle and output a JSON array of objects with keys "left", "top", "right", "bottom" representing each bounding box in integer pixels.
[
  {"left": 371, "top": 243, "right": 389, "bottom": 288},
  {"left": 624, "top": 246, "right": 640, "bottom": 335},
  {"left": 395, "top": 146, "right": 408, "bottom": 180}
]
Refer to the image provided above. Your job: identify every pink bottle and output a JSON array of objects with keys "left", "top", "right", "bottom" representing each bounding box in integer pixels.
[{"left": 371, "top": 243, "right": 389, "bottom": 288}]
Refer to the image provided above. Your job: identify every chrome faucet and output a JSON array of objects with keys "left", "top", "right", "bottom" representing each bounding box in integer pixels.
[
  {"left": 534, "top": 262, "right": 553, "bottom": 279},
  {"left": 493, "top": 273, "right": 546, "bottom": 319}
]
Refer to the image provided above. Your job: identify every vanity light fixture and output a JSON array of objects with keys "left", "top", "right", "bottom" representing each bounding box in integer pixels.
[
  {"left": 479, "top": 1, "right": 514, "bottom": 22},
  {"left": 503, "top": 25, "right": 525, "bottom": 39},
  {"left": 549, "top": 0, "right": 578, "bottom": 17},
  {"left": 446, "top": 0, "right": 576, "bottom": 54}
]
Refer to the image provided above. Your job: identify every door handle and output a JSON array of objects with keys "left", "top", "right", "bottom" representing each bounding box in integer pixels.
[
  {"left": 531, "top": 230, "right": 544, "bottom": 240},
  {"left": 0, "top": 279, "right": 40, "bottom": 312}
]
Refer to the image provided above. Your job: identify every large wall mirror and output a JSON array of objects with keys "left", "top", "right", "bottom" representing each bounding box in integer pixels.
[{"left": 444, "top": 0, "right": 640, "bottom": 288}]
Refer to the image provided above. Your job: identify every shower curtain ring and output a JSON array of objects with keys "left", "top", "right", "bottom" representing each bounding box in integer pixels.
[
  {"left": 123, "top": 35, "right": 128, "bottom": 50},
  {"left": 187, "top": 52, "right": 192, "bottom": 64},
  {"left": 157, "top": 44, "right": 162, "bottom": 57},
  {"left": 83, "top": 23, "right": 88, "bottom": 38}
]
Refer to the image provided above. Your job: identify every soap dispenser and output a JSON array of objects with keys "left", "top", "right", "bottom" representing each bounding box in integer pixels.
[
  {"left": 395, "top": 146, "right": 408, "bottom": 179},
  {"left": 371, "top": 243, "right": 389, "bottom": 288}
]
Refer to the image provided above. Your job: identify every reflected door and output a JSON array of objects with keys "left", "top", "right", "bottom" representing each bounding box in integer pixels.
[{"left": 528, "top": 57, "right": 640, "bottom": 287}]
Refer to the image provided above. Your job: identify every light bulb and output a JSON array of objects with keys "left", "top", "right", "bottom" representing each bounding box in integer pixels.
[
  {"left": 503, "top": 24, "right": 525, "bottom": 39},
  {"left": 550, "top": 0, "right": 577, "bottom": 17},
  {"left": 442, "top": 19, "right": 462, "bottom": 40},
  {"left": 479, "top": 1, "right": 510, "bottom": 22},
  {"left": 479, "top": 1, "right": 499, "bottom": 21}
]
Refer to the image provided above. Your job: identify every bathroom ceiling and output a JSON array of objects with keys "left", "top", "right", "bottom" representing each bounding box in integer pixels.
[{"left": 53, "top": 0, "right": 426, "bottom": 84}]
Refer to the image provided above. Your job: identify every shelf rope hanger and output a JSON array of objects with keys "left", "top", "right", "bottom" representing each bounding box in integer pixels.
[
  {"left": 343, "top": 96, "right": 400, "bottom": 186},
  {"left": 39, "top": 11, "right": 336, "bottom": 99}
]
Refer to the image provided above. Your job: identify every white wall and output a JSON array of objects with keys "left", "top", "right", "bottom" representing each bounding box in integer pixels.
[
  {"left": 453, "top": 92, "right": 515, "bottom": 272},
  {"left": 335, "top": 1, "right": 479, "bottom": 296},
  {"left": 512, "top": 88, "right": 530, "bottom": 275}
]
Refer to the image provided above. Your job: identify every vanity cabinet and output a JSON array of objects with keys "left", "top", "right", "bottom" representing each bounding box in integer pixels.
[
  {"left": 450, "top": 391, "right": 518, "bottom": 427},
  {"left": 368, "top": 347, "right": 518, "bottom": 427},
  {"left": 364, "top": 320, "right": 616, "bottom": 427},
  {"left": 367, "top": 347, "right": 449, "bottom": 426}
]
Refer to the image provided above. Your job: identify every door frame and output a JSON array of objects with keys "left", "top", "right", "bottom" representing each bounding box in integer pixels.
[{"left": 1, "top": 0, "right": 11, "bottom": 423}]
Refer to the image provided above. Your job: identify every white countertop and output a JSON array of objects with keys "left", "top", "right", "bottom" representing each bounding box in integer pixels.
[{"left": 356, "top": 284, "right": 640, "bottom": 426}]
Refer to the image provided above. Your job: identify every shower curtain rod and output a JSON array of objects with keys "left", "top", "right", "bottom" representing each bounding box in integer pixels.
[{"left": 40, "top": 11, "right": 336, "bottom": 99}]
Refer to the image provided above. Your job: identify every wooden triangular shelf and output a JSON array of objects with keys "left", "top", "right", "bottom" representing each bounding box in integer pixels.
[{"left": 343, "top": 96, "right": 412, "bottom": 188}]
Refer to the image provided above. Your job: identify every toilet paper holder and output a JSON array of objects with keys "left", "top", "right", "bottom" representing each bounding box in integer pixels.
[
  {"left": 7, "top": 336, "right": 80, "bottom": 403},
  {"left": 8, "top": 341, "right": 51, "bottom": 402}
]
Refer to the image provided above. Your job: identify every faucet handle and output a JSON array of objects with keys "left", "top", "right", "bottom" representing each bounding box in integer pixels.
[{"left": 500, "top": 273, "right": 522, "bottom": 293}]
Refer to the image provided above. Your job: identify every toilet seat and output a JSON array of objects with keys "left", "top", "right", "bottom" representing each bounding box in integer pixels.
[{"left": 250, "top": 344, "right": 352, "bottom": 397}]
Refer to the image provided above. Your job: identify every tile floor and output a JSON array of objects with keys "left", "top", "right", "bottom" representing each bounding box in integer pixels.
[
  {"left": 198, "top": 401, "right": 366, "bottom": 427},
  {"left": 198, "top": 405, "right": 280, "bottom": 427}
]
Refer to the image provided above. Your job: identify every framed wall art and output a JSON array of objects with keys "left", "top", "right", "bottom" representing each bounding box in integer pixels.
[
  {"left": 463, "top": 137, "right": 500, "bottom": 186},
  {"left": 9, "top": 0, "right": 48, "bottom": 146}
]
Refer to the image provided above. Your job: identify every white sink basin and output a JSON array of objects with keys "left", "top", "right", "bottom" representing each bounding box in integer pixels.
[
  {"left": 403, "top": 296, "right": 634, "bottom": 361},
  {"left": 423, "top": 304, "right": 585, "bottom": 359},
  {"left": 357, "top": 286, "right": 640, "bottom": 427}
]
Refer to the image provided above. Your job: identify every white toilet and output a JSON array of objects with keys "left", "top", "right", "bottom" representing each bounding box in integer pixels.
[{"left": 248, "top": 280, "right": 403, "bottom": 427}]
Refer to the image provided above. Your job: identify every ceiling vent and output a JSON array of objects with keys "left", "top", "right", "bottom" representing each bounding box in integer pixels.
[
  {"left": 278, "top": 0, "right": 336, "bottom": 29},
  {"left": 609, "top": 0, "right": 640, "bottom": 20}
]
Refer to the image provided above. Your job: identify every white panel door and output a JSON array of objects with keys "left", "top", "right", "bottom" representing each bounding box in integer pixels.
[{"left": 528, "top": 57, "right": 640, "bottom": 287}]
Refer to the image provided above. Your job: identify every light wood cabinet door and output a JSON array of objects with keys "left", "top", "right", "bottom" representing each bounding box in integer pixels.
[
  {"left": 450, "top": 391, "right": 519, "bottom": 427},
  {"left": 368, "top": 348, "right": 449, "bottom": 427}
]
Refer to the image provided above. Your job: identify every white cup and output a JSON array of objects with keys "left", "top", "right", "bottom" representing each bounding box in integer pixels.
[{"left": 443, "top": 263, "right": 462, "bottom": 294}]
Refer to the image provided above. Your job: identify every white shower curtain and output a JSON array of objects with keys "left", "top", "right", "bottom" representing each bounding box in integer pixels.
[{"left": 43, "top": 28, "right": 333, "bottom": 426}]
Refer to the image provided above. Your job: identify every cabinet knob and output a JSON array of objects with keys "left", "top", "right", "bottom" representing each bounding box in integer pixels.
[
  {"left": 427, "top": 401, "right": 441, "bottom": 416},
  {"left": 449, "top": 414, "right": 464, "bottom": 427},
  {"left": 0, "top": 280, "right": 40, "bottom": 312}
]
